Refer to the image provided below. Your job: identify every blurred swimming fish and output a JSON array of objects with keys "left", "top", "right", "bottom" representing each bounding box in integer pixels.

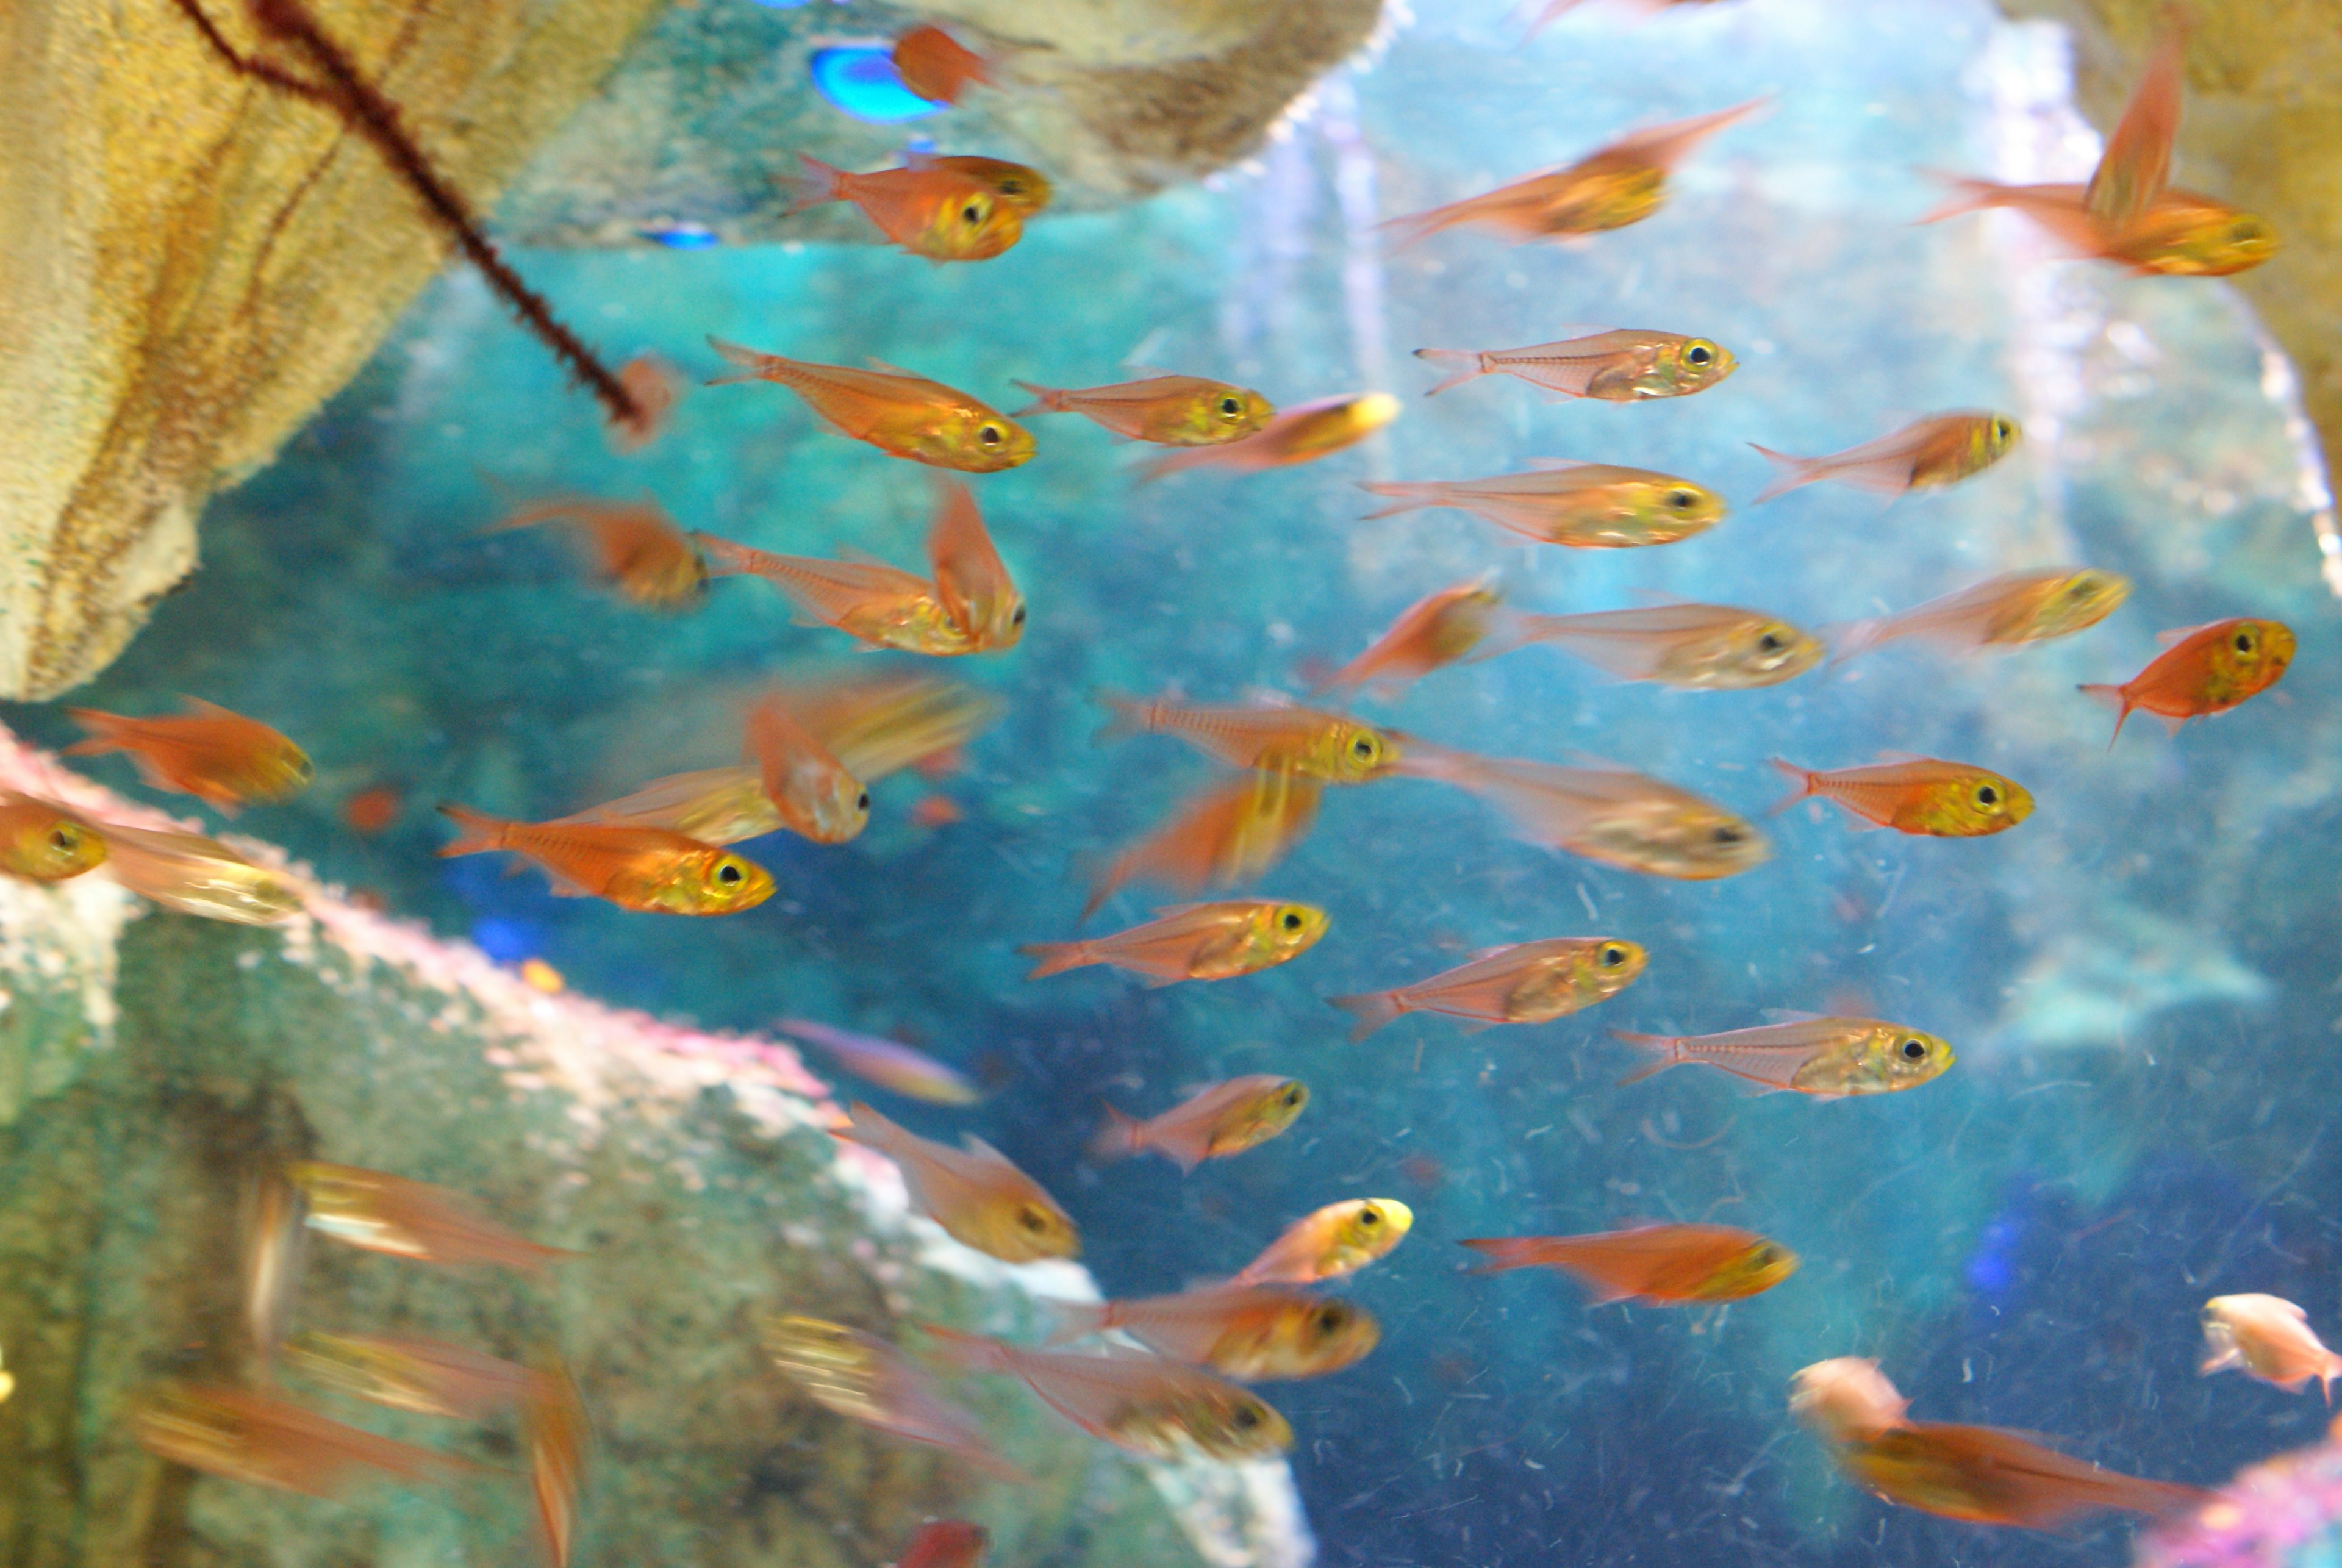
[
  {"left": 1750, "top": 413, "right": 2018, "bottom": 503},
  {"left": 1329, "top": 937, "right": 1647, "bottom": 1042},
  {"left": 1014, "top": 375, "right": 1274, "bottom": 445},
  {"left": 437, "top": 806, "right": 774, "bottom": 915},
  {"left": 834, "top": 1100, "right": 1080, "bottom": 1262},
  {"left": 560, "top": 767, "right": 780, "bottom": 846},
  {"left": 1526, "top": 0, "right": 1732, "bottom": 29},
  {"left": 1790, "top": 1358, "right": 1913, "bottom": 1445},
  {"left": 761, "top": 1314, "right": 1026, "bottom": 1483},
  {"left": 692, "top": 529, "right": 1021, "bottom": 656},
  {"left": 1098, "top": 694, "right": 1394, "bottom": 781},
  {"left": 1136, "top": 393, "right": 1397, "bottom": 482},
  {"left": 2199, "top": 1294, "right": 2342, "bottom": 1397},
  {"left": 99, "top": 822, "right": 303, "bottom": 925},
  {"left": 1048, "top": 1283, "right": 1378, "bottom": 1381},
  {"left": 0, "top": 796, "right": 106, "bottom": 882},
  {"left": 243, "top": 1170, "right": 306, "bottom": 1364},
  {"left": 907, "top": 152, "right": 1052, "bottom": 215},
  {"left": 290, "top": 1161, "right": 576, "bottom": 1273},
  {"left": 1397, "top": 744, "right": 1767, "bottom": 880},
  {"left": 1461, "top": 1223, "right": 1797, "bottom": 1303},
  {"left": 342, "top": 785, "right": 403, "bottom": 835},
  {"left": 706, "top": 339, "right": 1034, "bottom": 470},
  {"left": 525, "top": 1356, "right": 589, "bottom": 1568},
  {"left": 892, "top": 24, "right": 992, "bottom": 104},
  {"left": 131, "top": 1383, "right": 472, "bottom": 1498},
  {"left": 927, "top": 478, "right": 1027, "bottom": 647},
  {"left": 1232, "top": 1198, "right": 1413, "bottom": 1286},
  {"left": 920, "top": 1324, "right": 1292, "bottom": 1461},
  {"left": 1380, "top": 99, "right": 1766, "bottom": 248},
  {"left": 1828, "top": 568, "right": 2130, "bottom": 661},
  {"left": 790, "top": 155, "right": 1023, "bottom": 262},
  {"left": 1090, "top": 1075, "right": 1310, "bottom": 1172},
  {"left": 487, "top": 496, "right": 706, "bottom": 609},
  {"left": 747, "top": 694, "right": 869, "bottom": 844},
  {"left": 2080, "top": 618, "right": 2293, "bottom": 743},
  {"left": 285, "top": 1332, "right": 533, "bottom": 1419},
  {"left": 1611, "top": 1017, "right": 1953, "bottom": 1097},
  {"left": 897, "top": 1522, "right": 990, "bottom": 1568},
  {"left": 1517, "top": 603, "right": 1821, "bottom": 688},
  {"left": 1769, "top": 757, "right": 2032, "bottom": 837},
  {"left": 1087, "top": 767, "right": 1323, "bottom": 915},
  {"left": 66, "top": 698, "right": 312, "bottom": 814},
  {"left": 779, "top": 1017, "right": 983, "bottom": 1104},
  {"left": 1022, "top": 900, "right": 1328, "bottom": 984},
  {"left": 1415, "top": 329, "right": 1733, "bottom": 400},
  {"left": 1313, "top": 581, "right": 1506, "bottom": 696},
  {"left": 1835, "top": 1420, "right": 2210, "bottom": 1529},
  {"left": 786, "top": 670, "right": 1003, "bottom": 779},
  {"left": 1360, "top": 463, "right": 1724, "bottom": 548}
]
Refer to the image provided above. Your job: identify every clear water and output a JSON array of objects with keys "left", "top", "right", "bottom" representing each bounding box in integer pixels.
[{"left": 15, "top": 1, "right": 2340, "bottom": 1564}]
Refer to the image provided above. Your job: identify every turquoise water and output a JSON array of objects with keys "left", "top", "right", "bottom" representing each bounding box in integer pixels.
[{"left": 16, "top": 1, "right": 2342, "bottom": 1564}]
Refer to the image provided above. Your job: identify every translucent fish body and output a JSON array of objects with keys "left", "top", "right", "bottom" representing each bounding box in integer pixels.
[
  {"left": 1051, "top": 1284, "right": 1379, "bottom": 1380},
  {"left": 1330, "top": 937, "right": 1646, "bottom": 1040},
  {"left": 1517, "top": 603, "right": 1821, "bottom": 688},
  {"left": 1415, "top": 329, "right": 1733, "bottom": 400},
  {"left": 1090, "top": 1075, "right": 1309, "bottom": 1172},
  {"left": 1022, "top": 901, "right": 1328, "bottom": 984},
  {"left": 1611, "top": 1016, "right": 1952, "bottom": 1097},
  {"left": 1361, "top": 465, "right": 1724, "bottom": 548},
  {"left": 834, "top": 1100, "right": 1079, "bottom": 1262}
]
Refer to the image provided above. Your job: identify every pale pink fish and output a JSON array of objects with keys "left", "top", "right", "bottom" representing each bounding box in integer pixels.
[
  {"left": 559, "top": 766, "right": 779, "bottom": 846},
  {"left": 130, "top": 1383, "right": 473, "bottom": 1498},
  {"left": 525, "top": 1358, "right": 589, "bottom": 1568},
  {"left": 1328, "top": 937, "right": 1647, "bottom": 1041},
  {"left": 927, "top": 478, "right": 1026, "bottom": 647},
  {"left": 1750, "top": 412, "right": 2018, "bottom": 503},
  {"left": 746, "top": 694, "right": 869, "bottom": 845},
  {"left": 1514, "top": 603, "right": 1822, "bottom": 689},
  {"left": 1610, "top": 1015, "right": 1953, "bottom": 1097},
  {"left": 1089, "top": 1075, "right": 1309, "bottom": 1173},
  {"left": 2199, "top": 1294, "right": 2342, "bottom": 1398},
  {"left": 1829, "top": 568, "right": 2130, "bottom": 662},
  {"left": 833, "top": 1100, "right": 1080, "bottom": 1262},
  {"left": 288, "top": 1161, "right": 576, "bottom": 1275},
  {"left": 779, "top": 1017, "right": 983, "bottom": 1104},
  {"left": 1414, "top": 329, "right": 1732, "bottom": 400},
  {"left": 1359, "top": 463, "right": 1724, "bottom": 549},
  {"left": 1312, "top": 580, "right": 1507, "bottom": 696},
  {"left": 761, "top": 1314, "right": 1027, "bottom": 1483},
  {"left": 284, "top": 1332, "right": 534, "bottom": 1420}
]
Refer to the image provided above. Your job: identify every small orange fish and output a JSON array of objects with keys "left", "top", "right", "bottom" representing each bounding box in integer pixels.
[
  {"left": 834, "top": 1100, "right": 1080, "bottom": 1262},
  {"left": 489, "top": 495, "right": 706, "bottom": 609},
  {"left": 1014, "top": 375, "right": 1275, "bottom": 446},
  {"left": 1330, "top": 937, "right": 1647, "bottom": 1041},
  {"left": 131, "top": 1383, "right": 471, "bottom": 1498},
  {"left": 761, "top": 1314, "right": 1026, "bottom": 1483},
  {"left": 99, "top": 822, "right": 303, "bottom": 924},
  {"left": 1516, "top": 603, "right": 1822, "bottom": 689},
  {"left": 910, "top": 794, "right": 964, "bottom": 829},
  {"left": 607, "top": 353, "right": 681, "bottom": 453},
  {"left": 0, "top": 796, "right": 106, "bottom": 882},
  {"left": 1416, "top": 329, "right": 1733, "bottom": 400},
  {"left": 1090, "top": 1075, "right": 1310, "bottom": 1172},
  {"left": 1751, "top": 413, "right": 2019, "bottom": 503},
  {"left": 2080, "top": 618, "right": 2294, "bottom": 743},
  {"left": 1769, "top": 757, "right": 2032, "bottom": 837},
  {"left": 1137, "top": 393, "right": 1398, "bottom": 482},
  {"left": 437, "top": 805, "right": 774, "bottom": 915},
  {"left": 2200, "top": 1294, "right": 2342, "bottom": 1398},
  {"left": 1361, "top": 463, "right": 1725, "bottom": 548},
  {"left": 523, "top": 1358, "right": 589, "bottom": 1568},
  {"left": 1087, "top": 768, "right": 1322, "bottom": 915},
  {"left": 1233, "top": 1198, "right": 1413, "bottom": 1286},
  {"left": 1790, "top": 1358, "right": 1913, "bottom": 1445},
  {"left": 790, "top": 155, "right": 1023, "bottom": 262},
  {"left": 1314, "top": 581, "right": 1506, "bottom": 696},
  {"left": 1461, "top": 1223, "right": 1797, "bottom": 1303},
  {"left": 1049, "top": 1283, "right": 1378, "bottom": 1380},
  {"left": 927, "top": 478, "right": 1027, "bottom": 648},
  {"left": 746, "top": 695, "right": 868, "bottom": 845},
  {"left": 66, "top": 698, "right": 312, "bottom": 814},
  {"left": 1611, "top": 1017, "right": 1953, "bottom": 1097},
  {"left": 1830, "top": 567, "right": 2130, "bottom": 661},
  {"left": 289, "top": 1161, "right": 576, "bottom": 1274},
  {"left": 1023, "top": 900, "right": 1328, "bottom": 985},
  {"left": 1836, "top": 1421, "right": 2210, "bottom": 1529},
  {"left": 1381, "top": 99, "right": 1766, "bottom": 248},
  {"left": 706, "top": 338, "right": 1034, "bottom": 470},
  {"left": 1098, "top": 694, "right": 1394, "bottom": 781},
  {"left": 892, "top": 24, "right": 994, "bottom": 104},
  {"left": 906, "top": 152, "right": 1052, "bottom": 215},
  {"left": 283, "top": 1332, "right": 534, "bottom": 1419},
  {"left": 897, "top": 1522, "right": 990, "bottom": 1568},
  {"left": 342, "top": 785, "right": 403, "bottom": 836}
]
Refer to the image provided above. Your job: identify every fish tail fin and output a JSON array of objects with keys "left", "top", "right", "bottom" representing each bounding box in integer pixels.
[
  {"left": 1748, "top": 444, "right": 1821, "bottom": 504},
  {"left": 1087, "top": 1103, "right": 1144, "bottom": 1164},
  {"left": 434, "top": 804, "right": 511, "bottom": 859},
  {"left": 1327, "top": 989, "right": 1405, "bottom": 1043},
  {"left": 1458, "top": 1237, "right": 1552, "bottom": 1275},
  {"left": 787, "top": 154, "right": 849, "bottom": 215},
  {"left": 687, "top": 531, "right": 761, "bottom": 579},
  {"left": 1375, "top": 206, "right": 1455, "bottom": 254},
  {"left": 1913, "top": 171, "right": 2014, "bottom": 226},
  {"left": 1765, "top": 758, "right": 1817, "bottom": 816},
  {"left": 1010, "top": 380, "right": 1069, "bottom": 416},
  {"left": 915, "top": 1322, "right": 1014, "bottom": 1375},
  {"left": 1824, "top": 615, "right": 1890, "bottom": 665},
  {"left": 1090, "top": 690, "right": 1147, "bottom": 746},
  {"left": 1043, "top": 1300, "right": 1111, "bottom": 1347},
  {"left": 704, "top": 335, "right": 786, "bottom": 388},
  {"left": 1019, "top": 940, "right": 1094, "bottom": 980},
  {"left": 1355, "top": 481, "right": 1429, "bottom": 521},
  {"left": 60, "top": 709, "right": 129, "bottom": 756},
  {"left": 1609, "top": 1029, "right": 1680, "bottom": 1087},
  {"left": 1413, "top": 349, "right": 1488, "bottom": 397},
  {"left": 2077, "top": 683, "right": 2133, "bottom": 749}
]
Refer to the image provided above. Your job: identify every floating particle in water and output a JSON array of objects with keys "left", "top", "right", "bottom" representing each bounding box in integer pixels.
[{"left": 810, "top": 46, "right": 946, "bottom": 123}]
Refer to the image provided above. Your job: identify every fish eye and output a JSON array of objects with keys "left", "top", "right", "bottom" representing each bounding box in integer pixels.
[
  {"left": 2230, "top": 221, "right": 2260, "bottom": 242},
  {"left": 1280, "top": 909, "right": 1305, "bottom": 932},
  {"left": 998, "top": 177, "right": 1025, "bottom": 196},
  {"left": 1017, "top": 1206, "right": 1050, "bottom": 1233},
  {"left": 1351, "top": 734, "right": 1379, "bottom": 761},
  {"left": 1756, "top": 631, "right": 1786, "bottom": 652},
  {"left": 1993, "top": 419, "right": 2013, "bottom": 441},
  {"left": 1233, "top": 1404, "right": 1262, "bottom": 1430},
  {"left": 1358, "top": 1206, "right": 1383, "bottom": 1228},
  {"left": 48, "top": 828, "right": 77, "bottom": 853},
  {"left": 977, "top": 424, "right": 1003, "bottom": 447},
  {"left": 856, "top": 791, "right": 872, "bottom": 811},
  {"left": 1281, "top": 1085, "right": 1305, "bottom": 1107},
  {"left": 1665, "top": 489, "right": 1698, "bottom": 511},
  {"left": 1710, "top": 825, "right": 1746, "bottom": 845},
  {"left": 1899, "top": 1038, "right": 1928, "bottom": 1061},
  {"left": 716, "top": 861, "right": 744, "bottom": 884},
  {"left": 1599, "top": 943, "right": 1629, "bottom": 968},
  {"left": 1219, "top": 396, "right": 1243, "bottom": 417},
  {"left": 959, "top": 202, "right": 986, "bottom": 225},
  {"left": 2234, "top": 628, "right": 2258, "bottom": 653},
  {"left": 1685, "top": 342, "right": 1714, "bottom": 367},
  {"left": 1312, "top": 1306, "right": 1349, "bottom": 1333},
  {"left": 1009, "top": 604, "right": 1027, "bottom": 626},
  {"left": 1974, "top": 784, "right": 2000, "bottom": 808}
]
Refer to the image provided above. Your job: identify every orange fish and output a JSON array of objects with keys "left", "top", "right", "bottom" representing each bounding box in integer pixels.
[
  {"left": 1790, "top": 1358, "right": 1913, "bottom": 1445},
  {"left": 1048, "top": 1283, "right": 1379, "bottom": 1380},
  {"left": 130, "top": 1383, "right": 471, "bottom": 1498},
  {"left": 2080, "top": 618, "right": 2294, "bottom": 743},
  {"left": 437, "top": 805, "right": 773, "bottom": 915},
  {"left": 892, "top": 24, "right": 994, "bottom": 104},
  {"left": 1836, "top": 1421, "right": 2210, "bottom": 1529},
  {"left": 706, "top": 339, "right": 1034, "bottom": 470},
  {"left": 342, "top": 785, "right": 403, "bottom": 836},
  {"left": 1014, "top": 375, "right": 1274, "bottom": 446},
  {"left": 920, "top": 1324, "right": 1291, "bottom": 1460},
  {"left": 1314, "top": 581, "right": 1507, "bottom": 696},
  {"left": 1461, "top": 1223, "right": 1797, "bottom": 1303},
  {"left": 283, "top": 1332, "right": 534, "bottom": 1420},
  {"left": 1381, "top": 99, "right": 1766, "bottom": 248},
  {"left": 1416, "top": 329, "right": 1733, "bottom": 401},
  {"left": 1751, "top": 412, "right": 2018, "bottom": 503},
  {"left": 1360, "top": 462, "right": 1724, "bottom": 548},
  {"left": 1830, "top": 567, "right": 2130, "bottom": 661},
  {"left": 1090, "top": 1075, "right": 1310, "bottom": 1172},
  {"left": 1136, "top": 393, "right": 1397, "bottom": 482},
  {"left": 0, "top": 795, "right": 106, "bottom": 882},
  {"left": 906, "top": 151, "right": 1052, "bottom": 215},
  {"left": 2200, "top": 1294, "right": 2342, "bottom": 1398},
  {"left": 66, "top": 698, "right": 312, "bottom": 814},
  {"left": 1233, "top": 1198, "right": 1413, "bottom": 1286},
  {"left": 790, "top": 155, "right": 1023, "bottom": 262},
  {"left": 99, "top": 822, "right": 303, "bottom": 924},
  {"left": 761, "top": 1314, "right": 1026, "bottom": 1483},
  {"left": 1087, "top": 768, "right": 1323, "bottom": 915},
  {"left": 1769, "top": 757, "right": 2033, "bottom": 837},
  {"left": 289, "top": 1161, "right": 576, "bottom": 1274},
  {"left": 523, "top": 1358, "right": 589, "bottom": 1568},
  {"left": 1098, "top": 695, "right": 1393, "bottom": 781},
  {"left": 911, "top": 795, "right": 964, "bottom": 829},
  {"left": 243, "top": 1170, "right": 307, "bottom": 1362},
  {"left": 834, "top": 1100, "right": 1080, "bottom": 1262},
  {"left": 746, "top": 695, "right": 868, "bottom": 844},
  {"left": 1329, "top": 937, "right": 1647, "bottom": 1041},
  {"left": 897, "top": 1522, "right": 990, "bottom": 1568},
  {"left": 489, "top": 496, "right": 706, "bottom": 609},
  {"left": 1023, "top": 900, "right": 1328, "bottom": 984},
  {"left": 1516, "top": 603, "right": 1822, "bottom": 689},
  {"left": 927, "top": 478, "right": 1027, "bottom": 648}
]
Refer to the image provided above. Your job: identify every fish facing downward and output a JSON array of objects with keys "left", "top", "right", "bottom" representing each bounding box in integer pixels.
[
  {"left": 1233, "top": 1198, "right": 1414, "bottom": 1286},
  {"left": 1360, "top": 464, "right": 1725, "bottom": 549},
  {"left": 1769, "top": 757, "right": 2032, "bottom": 838},
  {"left": 66, "top": 699, "right": 312, "bottom": 814},
  {"left": 1098, "top": 693, "right": 1395, "bottom": 781},
  {"left": 1461, "top": 1223, "right": 1797, "bottom": 1304},
  {"left": 1014, "top": 375, "right": 1274, "bottom": 446},
  {"left": 1330, "top": 937, "right": 1646, "bottom": 1042},
  {"left": 1313, "top": 582, "right": 1507, "bottom": 696},
  {"left": 1415, "top": 329, "right": 1733, "bottom": 401},
  {"left": 288, "top": 1161, "right": 577, "bottom": 1273},
  {"left": 705, "top": 338, "right": 1033, "bottom": 470},
  {"left": 2080, "top": 617, "right": 2293, "bottom": 744},
  {"left": 1022, "top": 900, "right": 1329, "bottom": 985},
  {"left": 760, "top": 1314, "right": 1026, "bottom": 1483},
  {"left": 1750, "top": 412, "right": 2018, "bottom": 503},
  {"left": 1048, "top": 1283, "right": 1379, "bottom": 1381},
  {"left": 487, "top": 496, "right": 707, "bottom": 609},
  {"left": 0, "top": 797, "right": 107, "bottom": 883},
  {"left": 833, "top": 1100, "right": 1080, "bottom": 1263},
  {"left": 1828, "top": 568, "right": 2130, "bottom": 662},
  {"left": 435, "top": 806, "right": 774, "bottom": 915},
  {"left": 2199, "top": 1294, "right": 2342, "bottom": 1398},
  {"left": 789, "top": 156, "right": 1024, "bottom": 263},
  {"left": 1835, "top": 1422, "right": 2210, "bottom": 1530},
  {"left": 1136, "top": 393, "right": 1398, "bottom": 482},
  {"left": 1090, "top": 1076, "right": 1309, "bottom": 1172},
  {"left": 926, "top": 477, "right": 1028, "bottom": 648},
  {"left": 1516, "top": 603, "right": 1822, "bottom": 689},
  {"left": 1611, "top": 1016, "right": 1953, "bottom": 1097}
]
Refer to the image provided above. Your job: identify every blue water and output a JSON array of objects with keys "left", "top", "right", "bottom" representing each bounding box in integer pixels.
[{"left": 21, "top": 0, "right": 2342, "bottom": 1564}]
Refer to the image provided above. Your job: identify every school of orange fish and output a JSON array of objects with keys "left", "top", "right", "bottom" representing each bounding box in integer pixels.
[{"left": 5, "top": 5, "right": 2321, "bottom": 1563}]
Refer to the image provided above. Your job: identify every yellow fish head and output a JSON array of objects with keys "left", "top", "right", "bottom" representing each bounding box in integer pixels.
[
  {"left": 805, "top": 772, "right": 872, "bottom": 845},
  {"left": 1340, "top": 1198, "right": 1413, "bottom": 1262},
  {"left": 1635, "top": 478, "right": 1727, "bottom": 536},
  {"left": 2031, "top": 570, "right": 2130, "bottom": 640},
  {"left": 1287, "top": 1298, "right": 1382, "bottom": 1373},
  {"left": 990, "top": 1196, "right": 1081, "bottom": 1262},
  {"left": 1732, "top": 620, "right": 1824, "bottom": 684},
  {"left": 942, "top": 409, "right": 1036, "bottom": 472},
  {"left": 1712, "top": 1239, "right": 1800, "bottom": 1299},
  {"left": 1919, "top": 771, "right": 2032, "bottom": 836},
  {"left": 1325, "top": 722, "right": 1397, "bottom": 782},
  {"left": 1866, "top": 1027, "right": 1955, "bottom": 1092},
  {"left": 682, "top": 851, "right": 776, "bottom": 914},
  {"left": 1258, "top": 902, "right": 1330, "bottom": 961},
  {"left": 2217, "top": 620, "right": 2295, "bottom": 689},
  {"left": 248, "top": 741, "right": 317, "bottom": 802},
  {"left": 1661, "top": 337, "right": 1736, "bottom": 393},
  {"left": 9, "top": 812, "right": 107, "bottom": 880}
]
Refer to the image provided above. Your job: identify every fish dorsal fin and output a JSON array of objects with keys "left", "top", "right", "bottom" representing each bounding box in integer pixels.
[
  {"left": 864, "top": 356, "right": 923, "bottom": 379},
  {"left": 959, "top": 1133, "right": 1014, "bottom": 1168},
  {"left": 2157, "top": 620, "right": 2225, "bottom": 646},
  {"left": 1760, "top": 1008, "right": 1827, "bottom": 1025},
  {"left": 1525, "top": 457, "right": 1593, "bottom": 472},
  {"left": 178, "top": 695, "right": 240, "bottom": 718},
  {"left": 1872, "top": 749, "right": 1931, "bottom": 764},
  {"left": 1120, "top": 326, "right": 1174, "bottom": 371}
]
